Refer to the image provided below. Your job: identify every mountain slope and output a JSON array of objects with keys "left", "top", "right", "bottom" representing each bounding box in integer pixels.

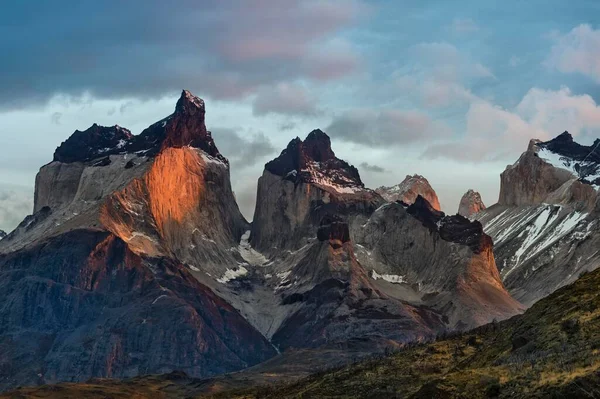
[
  {"left": 477, "top": 132, "right": 600, "bottom": 306},
  {"left": 241, "top": 263, "right": 600, "bottom": 398},
  {"left": 10, "top": 248, "right": 600, "bottom": 398},
  {"left": 269, "top": 216, "right": 446, "bottom": 350}
]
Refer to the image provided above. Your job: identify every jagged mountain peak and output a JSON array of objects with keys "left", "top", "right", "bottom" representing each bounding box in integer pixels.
[
  {"left": 536, "top": 131, "right": 600, "bottom": 169},
  {"left": 50, "top": 90, "right": 225, "bottom": 165},
  {"left": 303, "top": 129, "right": 336, "bottom": 161},
  {"left": 264, "top": 129, "right": 364, "bottom": 193},
  {"left": 157, "top": 90, "right": 223, "bottom": 159},
  {"left": 176, "top": 89, "right": 206, "bottom": 114},
  {"left": 458, "top": 189, "right": 486, "bottom": 218},
  {"left": 375, "top": 174, "right": 441, "bottom": 210}
]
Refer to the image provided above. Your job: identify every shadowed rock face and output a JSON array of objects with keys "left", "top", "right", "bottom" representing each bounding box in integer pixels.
[
  {"left": 458, "top": 189, "right": 486, "bottom": 218},
  {"left": 0, "top": 230, "right": 275, "bottom": 391},
  {"left": 376, "top": 175, "right": 441, "bottom": 211},
  {"left": 317, "top": 215, "right": 350, "bottom": 247},
  {"left": 271, "top": 217, "right": 446, "bottom": 350},
  {"left": 0, "top": 230, "right": 5, "bottom": 240}
]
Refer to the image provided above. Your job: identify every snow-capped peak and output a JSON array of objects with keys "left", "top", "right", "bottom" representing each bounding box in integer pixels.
[{"left": 535, "top": 131, "right": 600, "bottom": 189}]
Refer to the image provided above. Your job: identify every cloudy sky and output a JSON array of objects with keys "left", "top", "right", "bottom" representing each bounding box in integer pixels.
[{"left": 2, "top": 0, "right": 600, "bottom": 231}]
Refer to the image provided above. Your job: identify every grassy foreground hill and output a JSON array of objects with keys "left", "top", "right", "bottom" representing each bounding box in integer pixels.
[{"left": 5, "top": 266, "right": 600, "bottom": 398}]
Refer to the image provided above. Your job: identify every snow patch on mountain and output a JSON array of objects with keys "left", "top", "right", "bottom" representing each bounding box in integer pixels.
[
  {"left": 371, "top": 270, "right": 405, "bottom": 284},
  {"left": 238, "top": 230, "right": 269, "bottom": 266},
  {"left": 303, "top": 161, "right": 364, "bottom": 194},
  {"left": 217, "top": 266, "right": 249, "bottom": 283}
]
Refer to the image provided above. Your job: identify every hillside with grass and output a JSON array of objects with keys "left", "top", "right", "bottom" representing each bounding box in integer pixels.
[{"left": 5, "top": 267, "right": 600, "bottom": 398}]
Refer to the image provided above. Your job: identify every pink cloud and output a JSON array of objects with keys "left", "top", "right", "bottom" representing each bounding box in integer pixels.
[{"left": 546, "top": 24, "right": 600, "bottom": 82}]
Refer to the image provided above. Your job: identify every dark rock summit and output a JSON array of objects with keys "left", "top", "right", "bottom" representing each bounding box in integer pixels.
[
  {"left": 53, "top": 124, "right": 133, "bottom": 163},
  {"left": 0, "top": 230, "right": 5, "bottom": 240},
  {"left": 539, "top": 131, "right": 600, "bottom": 165},
  {"left": 265, "top": 129, "right": 363, "bottom": 189},
  {"left": 407, "top": 195, "right": 491, "bottom": 254}
]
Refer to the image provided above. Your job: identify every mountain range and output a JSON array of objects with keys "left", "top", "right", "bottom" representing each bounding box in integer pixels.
[{"left": 1, "top": 91, "right": 599, "bottom": 396}]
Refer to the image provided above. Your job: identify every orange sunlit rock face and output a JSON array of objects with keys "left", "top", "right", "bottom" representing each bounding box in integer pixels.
[
  {"left": 100, "top": 147, "right": 210, "bottom": 256},
  {"left": 145, "top": 147, "right": 206, "bottom": 232}
]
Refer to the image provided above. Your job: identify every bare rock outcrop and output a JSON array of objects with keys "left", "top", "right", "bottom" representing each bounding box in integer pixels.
[
  {"left": 270, "top": 216, "right": 446, "bottom": 349},
  {"left": 458, "top": 189, "right": 486, "bottom": 218},
  {"left": 376, "top": 174, "right": 441, "bottom": 210},
  {"left": 354, "top": 196, "right": 523, "bottom": 329}
]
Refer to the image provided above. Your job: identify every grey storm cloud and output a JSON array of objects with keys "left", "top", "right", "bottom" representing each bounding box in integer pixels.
[
  {"left": 326, "top": 109, "right": 449, "bottom": 147},
  {"left": 279, "top": 122, "right": 298, "bottom": 131},
  {"left": 359, "top": 162, "right": 387, "bottom": 173},
  {"left": 211, "top": 127, "right": 277, "bottom": 168},
  {"left": 253, "top": 84, "right": 321, "bottom": 117},
  {"left": 0, "top": 0, "right": 365, "bottom": 110}
]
